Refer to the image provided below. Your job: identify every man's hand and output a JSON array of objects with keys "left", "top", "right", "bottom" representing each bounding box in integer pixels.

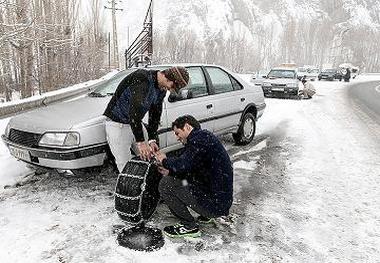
[
  {"left": 136, "top": 142, "right": 152, "bottom": 161},
  {"left": 153, "top": 150, "right": 167, "bottom": 164},
  {"left": 149, "top": 140, "right": 160, "bottom": 153},
  {"left": 157, "top": 165, "right": 169, "bottom": 176}
]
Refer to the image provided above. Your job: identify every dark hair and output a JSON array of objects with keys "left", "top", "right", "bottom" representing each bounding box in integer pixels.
[
  {"left": 172, "top": 115, "right": 201, "bottom": 130},
  {"left": 162, "top": 66, "right": 189, "bottom": 91}
]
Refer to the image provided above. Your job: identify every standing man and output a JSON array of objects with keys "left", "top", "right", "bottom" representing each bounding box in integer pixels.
[
  {"left": 104, "top": 66, "right": 189, "bottom": 172},
  {"left": 154, "top": 115, "right": 233, "bottom": 238},
  {"left": 344, "top": 67, "right": 351, "bottom": 82}
]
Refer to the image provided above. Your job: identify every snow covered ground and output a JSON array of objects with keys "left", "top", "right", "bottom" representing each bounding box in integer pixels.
[{"left": 1, "top": 75, "right": 380, "bottom": 262}]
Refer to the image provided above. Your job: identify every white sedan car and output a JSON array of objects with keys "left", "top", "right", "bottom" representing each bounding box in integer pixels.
[{"left": 2, "top": 64, "right": 266, "bottom": 173}]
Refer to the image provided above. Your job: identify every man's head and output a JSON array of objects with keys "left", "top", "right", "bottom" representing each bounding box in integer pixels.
[
  {"left": 158, "top": 66, "right": 189, "bottom": 92},
  {"left": 171, "top": 115, "right": 200, "bottom": 144}
]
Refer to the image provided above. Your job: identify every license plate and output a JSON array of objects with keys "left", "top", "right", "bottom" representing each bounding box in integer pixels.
[
  {"left": 272, "top": 87, "right": 284, "bottom": 91},
  {"left": 9, "top": 146, "right": 31, "bottom": 162}
]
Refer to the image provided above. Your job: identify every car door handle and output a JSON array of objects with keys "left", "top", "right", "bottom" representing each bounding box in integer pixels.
[
  {"left": 240, "top": 98, "right": 245, "bottom": 102},
  {"left": 206, "top": 104, "right": 213, "bottom": 109}
]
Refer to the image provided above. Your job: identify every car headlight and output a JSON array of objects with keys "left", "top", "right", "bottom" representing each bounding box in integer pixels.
[
  {"left": 262, "top": 82, "right": 271, "bottom": 87},
  {"left": 286, "top": 83, "right": 298, "bottom": 88},
  {"left": 39, "top": 132, "right": 80, "bottom": 147},
  {"left": 4, "top": 123, "right": 10, "bottom": 137}
]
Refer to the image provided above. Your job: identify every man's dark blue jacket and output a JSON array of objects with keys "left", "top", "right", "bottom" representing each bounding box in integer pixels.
[
  {"left": 103, "top": 69, "right": 166, "bottom": 142},
  {"left": 162, "top": 128, "right": 233, "bottom": 216}
]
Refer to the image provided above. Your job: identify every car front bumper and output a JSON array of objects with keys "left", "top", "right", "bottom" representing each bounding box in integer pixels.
[
  {"left": 319, "top": 75, "right": 334, "bottom": 80},
  {"left": 263, "top": 88, "right": 299, "bottom": 98},
  {"left": 1, "top": 134, "right": 108, "bottom": 169}
]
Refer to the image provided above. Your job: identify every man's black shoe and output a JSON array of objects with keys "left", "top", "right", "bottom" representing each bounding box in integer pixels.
[
  {"left": 163, "top": 223, "right": 201, "bottom": 238},
  {"left": 197, "top": 216, "right": 216, "bottom": 224}
]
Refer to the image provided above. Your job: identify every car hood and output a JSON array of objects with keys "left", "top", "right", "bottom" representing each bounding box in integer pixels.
[
  {"left": 320, "top": 72, "right": 334, "bottom": 76},
  {"left": 264, "top": 78, "right": 297, "bottom": 85},
  {"left": 8, "top": 96, "right": 111, "bottom": 133}
]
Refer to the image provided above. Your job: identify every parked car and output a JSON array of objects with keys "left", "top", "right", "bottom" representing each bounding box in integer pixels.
[
  {"left": 318, "top": 69, "right": 343, "bottom": 81},
  {"left": 251, "top": 70, "right": 269, "bottom": 87},
  {"left": 297, "top": 66, "right": 320, "bottom": 81},
  {"left": 261, "top": 67, "right": 303, "bottom": 99},
  {"left": 2, "top": 64, "right": 266, "bottom": 173}
]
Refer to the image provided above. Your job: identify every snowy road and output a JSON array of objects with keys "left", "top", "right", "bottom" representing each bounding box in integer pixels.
[
  {"left": 1, "top": 78, "right": 380, "bottom": 262},
  {"left": 348, "top": 80, "right": 380, "bottom": 121}
]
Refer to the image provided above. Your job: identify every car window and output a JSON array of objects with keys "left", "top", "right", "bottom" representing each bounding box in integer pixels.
[
  {"left": 267, "top": 69, "right": 296, "bottom": 79},
  {"left": 206, "top": 67, "right": 234, "bottom": 94},
  {"left": 186, "top": 67, "right": 208, "bottom": 98},
  {"left": 230, "top": 76, "right": 243, "bottom": 90}
]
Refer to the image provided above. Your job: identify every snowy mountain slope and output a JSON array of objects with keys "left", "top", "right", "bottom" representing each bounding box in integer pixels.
[
  {"left": 113, "top": 0, "right": 380, "bottom": 71},
  {"left": 152, "top": 0, "right": 380, "bottom": 37}
]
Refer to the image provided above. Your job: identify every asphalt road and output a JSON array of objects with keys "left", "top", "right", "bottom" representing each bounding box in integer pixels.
[{"left": 348, "top": 80, "right": 380, "bottom": 123}]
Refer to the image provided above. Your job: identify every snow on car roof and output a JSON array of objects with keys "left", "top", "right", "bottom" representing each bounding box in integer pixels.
[{"left": 271, "top": 67, "right": 297, "bottom": 71}]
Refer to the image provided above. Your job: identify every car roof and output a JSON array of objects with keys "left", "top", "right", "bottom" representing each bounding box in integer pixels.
[
  {"left": 270, "top": 67, "right": 297, "bottom": 71},
  {"left": 145, "top": 63, "right": 239, "bottom": 76},
  {"left": 146, "top": 63, "right": 223, "bottom": 68}
]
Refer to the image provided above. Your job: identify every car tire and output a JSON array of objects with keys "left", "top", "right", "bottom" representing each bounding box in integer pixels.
[{"left": 233, "top": 112, "right": 256, "bottom": 145}]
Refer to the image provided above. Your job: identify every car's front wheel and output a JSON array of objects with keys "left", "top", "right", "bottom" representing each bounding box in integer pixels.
[{"left": 233, "top": 112, "right": 256, "bottom": 145}]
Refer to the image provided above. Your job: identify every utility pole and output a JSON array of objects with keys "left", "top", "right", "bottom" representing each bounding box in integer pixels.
[{"left": 105, "top": 0, "right": 123, "bottom": 69}]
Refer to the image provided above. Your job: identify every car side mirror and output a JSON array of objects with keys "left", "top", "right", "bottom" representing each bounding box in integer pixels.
[
  {"left": 179, "top": 89, "right": 190, "bottom": 99},
  {"left": 168, "top": 89, "right": 192, "bottom": 102}
]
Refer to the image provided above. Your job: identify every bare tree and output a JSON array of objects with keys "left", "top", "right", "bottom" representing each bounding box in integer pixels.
[{"left": 0, "top": 0, "right": 108, "bottom": 101}]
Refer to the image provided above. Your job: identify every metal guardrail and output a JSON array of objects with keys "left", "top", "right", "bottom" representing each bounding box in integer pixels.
[{"left": 0, "top": 79, "right": 109, "bottom": 119}]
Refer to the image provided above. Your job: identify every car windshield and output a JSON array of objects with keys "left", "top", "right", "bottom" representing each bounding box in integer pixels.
[
  {"left": 267, "top": 69, "right": 296, "bottom": 79},
  {"left": 89, "top": 70, "right": 134, "bottom": 96},
  {"left": 298, "top": 68, "right": 307, "bottom": 73},
  {"left": 89, "top": 66, "right": 183, "bottom": 97},
  {"left": 322, "top": 69, "right": 335, "bottom": 73},
  {"left": 309, "top": 69, "right": 319, "bottom": 73},
  {"left": 89, "top": 67, "right": 169, "bottom": 96}
]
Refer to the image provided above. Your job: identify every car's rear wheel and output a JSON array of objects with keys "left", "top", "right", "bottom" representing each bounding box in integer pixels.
[{"left": 233, "top": 112, "right": 256, "bottom": 145}]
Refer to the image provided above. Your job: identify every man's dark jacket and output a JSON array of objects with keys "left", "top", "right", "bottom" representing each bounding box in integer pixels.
[
  {"left": 103, "top": 69, "right": 166, "bottom": 142},
  {"left": 162, "top": 128, "right": 233, "bottom": 216}
]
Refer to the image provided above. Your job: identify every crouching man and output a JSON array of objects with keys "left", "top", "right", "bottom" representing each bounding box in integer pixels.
[{"left": 154, "top": 115, "right": 233, "bottom": 238}]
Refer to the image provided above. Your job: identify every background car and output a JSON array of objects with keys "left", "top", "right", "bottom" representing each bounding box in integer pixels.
[
  {"left": 2, "top": 64, "right": 266, "bottom": 174},
  {"left": 261, "top": 67, "right": 303, "bottom": 99},
  {"left": 318, "top": 68, "right": 343, "bottom": 81},
  {"left": 297, "top": 66, "right": 320, "bottom": 81},
  {"left": 251, "top": 70, "right": 269, "bottom": 87}
]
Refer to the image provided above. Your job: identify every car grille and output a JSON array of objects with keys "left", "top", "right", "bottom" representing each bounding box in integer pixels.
[
  {"left": 271, "top": 84, "right": 286, "bottom": 87},
  {"left": 9, "top": 129, "right": 42, "bottom": 147}
]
